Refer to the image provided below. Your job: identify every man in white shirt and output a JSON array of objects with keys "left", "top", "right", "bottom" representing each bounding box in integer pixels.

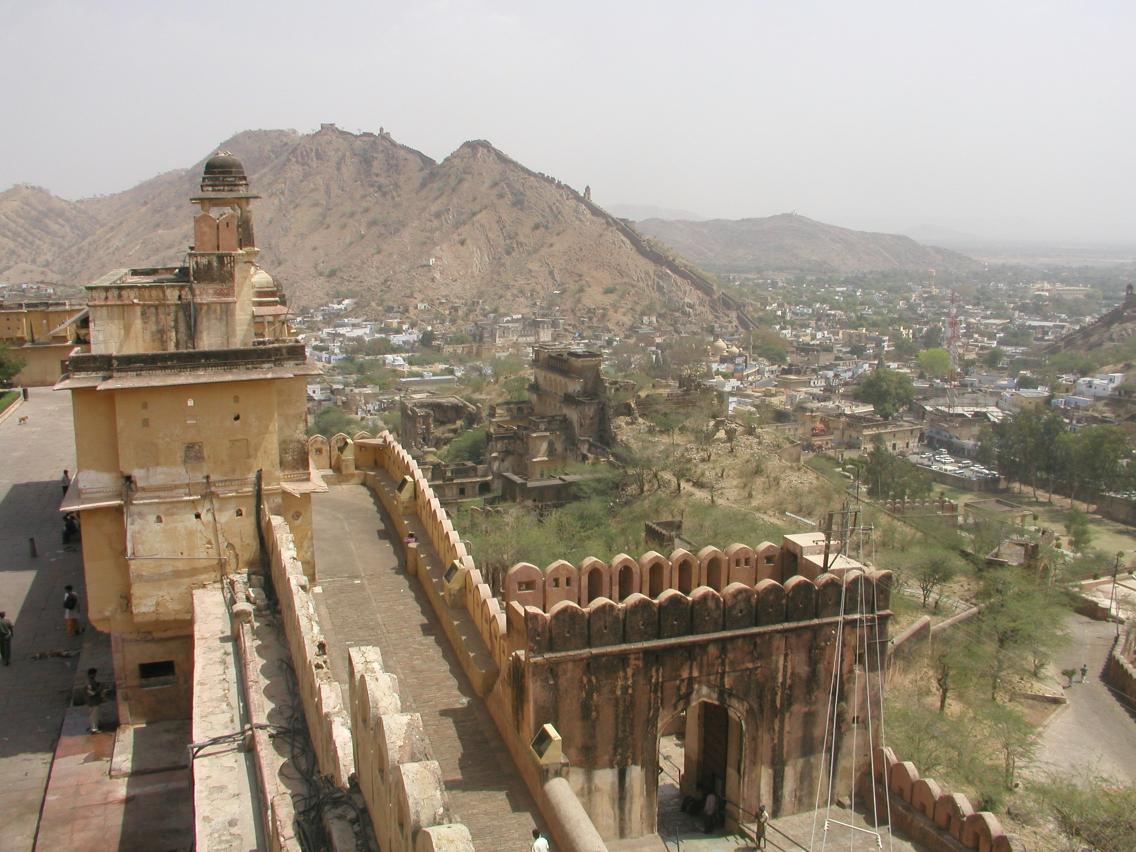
[{"left": 530, "top": 828, "right": 550, "bottom": 852}]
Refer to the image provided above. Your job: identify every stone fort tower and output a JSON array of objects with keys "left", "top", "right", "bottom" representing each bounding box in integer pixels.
[{"left": 58, "top": 153, "right": 321, "bottom": 725}]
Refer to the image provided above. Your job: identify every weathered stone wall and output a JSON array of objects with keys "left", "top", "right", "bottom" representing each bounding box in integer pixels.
[
  {"left": 347, "top": 646, "right": 474, "bottom": 852},
  {"left": 498, "top": 570, "right": 890, "bottom": 838},
  {"left": 262, "top": 510, "right": 354, "bottom": 786},
  {"left": 1104, "top": 624, "right": 1136, "bottom": 706},
  {"left": 858, "top": 747, "right": 1024, "bottom": 851}
]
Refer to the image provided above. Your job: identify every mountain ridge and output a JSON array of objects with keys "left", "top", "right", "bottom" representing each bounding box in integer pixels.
[{"left": 636, "top": 212, "right": 976, "bottom": 275}]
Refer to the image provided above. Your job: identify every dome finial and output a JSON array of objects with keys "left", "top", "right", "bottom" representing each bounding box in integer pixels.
[{"left": 201, "top": 150, "right": 248, "bottom": 193}]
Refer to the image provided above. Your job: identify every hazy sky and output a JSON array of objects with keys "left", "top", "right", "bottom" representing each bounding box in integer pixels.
[{"left": 2, "top": 0, "right": 1134, "bottom": 243}]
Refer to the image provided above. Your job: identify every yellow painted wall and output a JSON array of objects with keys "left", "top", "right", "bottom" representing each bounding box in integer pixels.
[{"left": 12, "top": 344, "right": 75, "bottom": 386}]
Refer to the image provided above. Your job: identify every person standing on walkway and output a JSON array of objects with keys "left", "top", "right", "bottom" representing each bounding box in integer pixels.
[
  {"left": 63, "top": 585, "right": 81, "bottom": 636},
  {"left": 756, "top": 803, "right": 769, "bottom": 849},
  {"left": 60, "top": 469, "right": 71, "bottom": 496},
  {"left": 0, "top": 611, "right": 13, "bottom": 666},
  {"left": 702, "top": 788, "right": 720, "bottom": 833},
  {"left": 1081, "top": 663, "right": 1089, "bottom": 683},
  {"left": 530, "top": 828, "right": 549, "bottom": 852},
  {"left": 84, "top": 667, "right": 105, "bottom": 733}
]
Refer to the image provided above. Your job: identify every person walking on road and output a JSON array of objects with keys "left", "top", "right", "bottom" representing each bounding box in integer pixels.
[
  {"left": 84, "top": 667, "right": 106, "bottom": 733},
  {"left": 530, "top": 828, "right": 549, "bottom": 852},
  {"left": 64, "top": 585, "right": 82, "bottom": 636},
  {"left": 60, "top": 469, "right": 71, "bottom": 497},
  {"left": 1081, "top": 663, "right": 1089, "bottom": 683},
  {"left": 0, "top": 611, "right": 13, "bottom": 666}
]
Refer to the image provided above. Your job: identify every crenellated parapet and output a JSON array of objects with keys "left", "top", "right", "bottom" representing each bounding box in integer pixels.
[
  {"left": 348, "top": 647, "right": 474, "bottom": 852},
  {"left": 504, "top": 562, "right": 891, "bottom": 655},
  {"left": 860, "top": 747, "right": 1024, "bottom": 851},
  {"left": 502, "top": 545, "right": 885, "bottom": 614}
]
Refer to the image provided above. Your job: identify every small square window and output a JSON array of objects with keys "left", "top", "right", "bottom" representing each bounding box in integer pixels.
[{"left": 138, "top": 660, "right": 176, "bottom": 688}]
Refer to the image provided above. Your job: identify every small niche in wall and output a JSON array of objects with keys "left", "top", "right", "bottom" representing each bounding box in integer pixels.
[
  {"left": 232, "top": 395, "right": 240, "bottom": 404},
  {"left": 141, "top": 418, "right": 150, "bottom": 428},
  {"left": 194, "top": 511, "right": 202, "bottom": 520},
  {"left": 235, "top": 508, "right": 244, "bottom": 517},
  {"left": 155, "top": 514, "right": 163, "bottom": 523},
  {"left": 233, "top": 413, "right": 240, "bottom": 422},
  {"left": 186, "top": 398, "right": 194, "bottom": 407},
  {"left": 138, "top": 660, "right": 176, "bottom": 688},
  {"left": 141, "top": 401, "right": 149, "bottom": 410}
]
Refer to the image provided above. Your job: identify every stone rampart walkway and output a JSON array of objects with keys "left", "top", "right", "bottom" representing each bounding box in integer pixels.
[{"left": 311, "top": 485, "right": 541, "bottom": 848}]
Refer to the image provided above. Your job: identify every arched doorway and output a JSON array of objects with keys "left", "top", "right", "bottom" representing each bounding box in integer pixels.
[{"left": 656, "top": 699, "right": 746, "bottom": 838}]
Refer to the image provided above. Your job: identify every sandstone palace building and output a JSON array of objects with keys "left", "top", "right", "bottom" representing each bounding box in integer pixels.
[{"left": 58, "top": 153, "right": 321, "bottom": 723}]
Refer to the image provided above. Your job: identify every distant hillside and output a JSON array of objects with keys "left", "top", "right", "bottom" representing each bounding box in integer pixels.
[
  {"left": 635, "top": 213, "right": 977, "bottom": 274},
  {"left": 0, "top": 127, "right": 748, "bottom": 331},
  {"left": 1041, "top": 291, "right": 1136, "bottom": 356}
]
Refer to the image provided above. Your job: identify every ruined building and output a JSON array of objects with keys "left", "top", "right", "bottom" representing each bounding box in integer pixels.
[{"left": 57, "top": 152, "right": 321, "bottom": 724}]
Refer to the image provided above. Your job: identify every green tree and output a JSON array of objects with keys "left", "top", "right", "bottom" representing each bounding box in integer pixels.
[
  {"left": 439, "top": 426, "right": 487, "bottom": 464},
  {"left": 973, "top": 568, "right": 1068, "bottom": 702},
  {"left": 855, "top": 368, "right": 915, "bottom": 419},
  {"left": 978, "top": 702, "right": 1037, "bottom": 789},
  {"left": 908, "top": 546, "right": 965, "bottom": 608},
  {"left": 308, "top": 405, "right": 354, "bottom": 438},
  {"left": 982, "top": 347, "right": 1005, "bottom": 369},
  {"left": 916, "top": 347, "right": 952, "bottom": 379},
  {"left": 0, "top": 343, "right": 24, "bottom": 385},
  {"left": 1064, "top": 508, "right": 1093, "bottom": 552},
  {"left": 1035, "top": 773, "right": 1136, "bottom": 852},
  {"left": 860, "top": 443, "right": 932, "bottom": 501}
]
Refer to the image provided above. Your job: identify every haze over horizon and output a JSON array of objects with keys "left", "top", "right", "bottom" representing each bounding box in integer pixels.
[{"left": 3, "top": 0, "right": 1134, "bottom": 245}]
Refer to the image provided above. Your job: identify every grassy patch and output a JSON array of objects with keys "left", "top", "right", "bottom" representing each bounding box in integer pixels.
[{"left": 0, "top": 390, "right": 18, "bottom": 415}]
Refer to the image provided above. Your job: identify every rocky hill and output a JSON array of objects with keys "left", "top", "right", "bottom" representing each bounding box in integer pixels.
[
  {"left": 0, "top": 126, "right": 747, "bottom": 331},
  {"left": 635, "top": 213, "right": 977, "bottom": 274}
]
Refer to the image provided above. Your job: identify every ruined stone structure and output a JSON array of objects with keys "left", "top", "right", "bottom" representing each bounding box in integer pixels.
[
  {"left": 398, "top": 394, "right": 481, "bottom": 457},
  {"left": 530, "top": 346, "right": 610, "bottom": 445},
  {"left": 485, "top": 346, "right": 615, "bottom": 504},
  {"left": 58, "top": 153, "right": 322, "bottom": 724}
]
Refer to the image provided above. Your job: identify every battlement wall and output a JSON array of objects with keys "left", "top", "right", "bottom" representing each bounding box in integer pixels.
[
  {"left": 264, "top": 509, "right": 474, "bottom": 851},
  {"left": 504, "top": 566, "right": 891, "bottom": 655},
  {"left": 348, "top": 647, "right": 474, "bottom": 851},
  {"left": 859, "top": 747, "right": 1023, "bottom": 851}
]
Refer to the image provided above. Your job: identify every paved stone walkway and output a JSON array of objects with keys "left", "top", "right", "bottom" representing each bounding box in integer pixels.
[
  {"left": 311, "top": 485, "right": 542, "bottom": 849},
  {"left": 0, "top": 389, "right": 84, "bottom": 851},
  {"left": 1033, "top": 612, "right": 1136, "bottom": 784}
]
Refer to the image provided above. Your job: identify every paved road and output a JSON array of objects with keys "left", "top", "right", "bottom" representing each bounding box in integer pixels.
[
  {"left": 311, "top": 485, "right": 542, "bottom": 848},
  {"left": 0, "top": 389, "right": 84, "bottom": 851},
  {"left": 1033, "top": 612, "right": 1136, "bottom": 784}
]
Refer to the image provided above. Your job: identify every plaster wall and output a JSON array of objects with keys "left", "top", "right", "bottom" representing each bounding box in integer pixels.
[{"left": 12, "top": 344, "right": 77, "bottom": 386}]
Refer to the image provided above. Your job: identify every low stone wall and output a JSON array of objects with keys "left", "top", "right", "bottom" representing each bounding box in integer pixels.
[
  {"left": 888, "top": 615, "right": 932, "bottom": 662},
  {"left": 347, "top": 646, "right": 473, "bottom": 852},
  {"left": 1104, "top": 625, "right": 1136, "bottom": 706},
  {"left": 262, "top": 511, "right": 354, "bottom": 787},
  {"left": 859, "top": 747, "right": 1023, "bottom": 851}
]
